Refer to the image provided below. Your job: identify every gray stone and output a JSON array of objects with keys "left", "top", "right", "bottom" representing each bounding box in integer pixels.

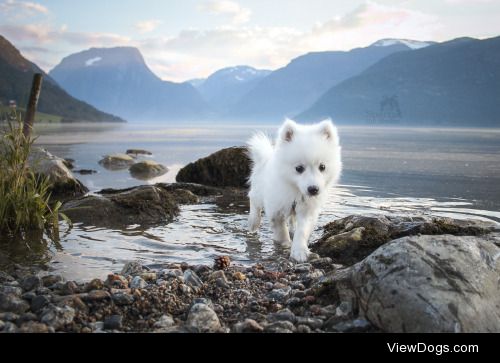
[
  {"left": 0, "top": 312, "right": 19, "bottom": 321},
  {"left": 335, "top": 301, "right": 353, "bottom": 318},
  {"left": 22, "top": 291, "right": 37, "bottom": 301},
  {"left": 1, "top": 286, "right": 23, "bottom": 296},
  {"left": 120, "top": 261, "right": 144, "bottom": 277},
  {"left": 264, "top": 321, "right": 295, "bottom": 333},
  {"left": 111, "top": 292, "right": 135, "bottom": 306},
  {"left": 130, "top": 276, "right": 147, "bottom": 289},
  {"left": 42, "top": 274, "right": 64, "bottom": 287},
  {"left": 329, "top": 319, "right": 373, "bottom": 333},
  {"left": 294, "top": 263, "right": 313, "bottom": 273},
  {"left": 296, "top": 316, "right": 324, "bottom": 330},
  {"left": 185, "top": 303, "right": 221, "bottom": 333},
  {"left": 129, "top": 161, "right": 168, "bottom": 180},
  {"left": 232, "top": 319, "right": 264, "bottom": 333},
  {"left": 267, "top": 308, "right": 296, "bottom": 323},
  {"left": 31, "top": 295, "right": 51, "bottom": 313},
  {"left": 184, "top": 270, "right": 203, "bottom": 289},
  {"left": 324, "top": 234, "right": 500, "bottom": 333},
  {"left": 41, "top": 306, "right": 75, "bottom": 330},
  {"left": 104, "top": 315, "right": 123, "bottom": 330},
  {"left": 266, "top": 287, "right": 291, "bottom": 302},
  {"left": 98, "top": 154, "right": 135, "bottom": 170},
  {"left": 153, "top": 315, "right": 175, "bottom": 329},
  {"left": 0, "top": 293, "right": 30, "bottom": 313},
  {"left": 20, "top": 276, "right": 42, "bottom": 292}
]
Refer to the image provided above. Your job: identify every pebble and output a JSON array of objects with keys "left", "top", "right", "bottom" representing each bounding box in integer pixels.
[
  {"left": 85, "top": 278, "right": 104, "bottom": 291},
  {"left": 84, "top": 290, "right": 111, "bottom": 302},
  {"left": 335, "top": 301, "right": 353, "bottom": 318},
  {"left": 183, "top": 270, "right": 203, "bottom": 289},
  {"left": 264, "top": 321, "right": 295, "bottom": 333},
  {"left": 42, "top": 275, "right": 64, "bottom": 287},
  {"left": 18, "top": 321, "right": 49, "bottom": 333},
  {"left": 294, "top": 263, "right": 313, "bottom": 273},
  {"left": 120, "top": 262, "right": 144, "bottom": 277},
  {"left": 162, "top": 269, "right": 183, "bottom": 278},
  {"left": 130, "top": 276, "right": 147, "bottom": 289},
  {"left": 268, "top": 308, "right": 296, "bottom": 323},
  {"left": 296, "top": 316, "right": 324, "bottom": 330},
  {"left": 41, "top": 306, "right": 75, "bottom": 330},
  {"left": 0, "top": 292, "right": 30, "bottom": 313},
  {"left": 153, "top": 314, "right": 175, "bottom": 329},
  {"left": 22, "top": 291, "right": 37, "bottom": 301},
  {"left": 20, "top": 276, "right": 42, "bottom": 291},
  {"left": 111, "top": 292, "right": 135, "bottom": 306},
  {"left": 232, "top": 319, "right": 264, "bottom": 333},
  {"left": 31, "top": 295, "right": 50, "bottom": 313},
  {"left": 296, "top": 324, "right": 312, "bottom": 333},
  {"left": 0, "top": 312, "right": 19, "bottom": 322},
  {"left": 104, "top": 315, "right": 123, "bottom": 330},
  {"left": 266, "top": 287, "right": 291, "bottom": 302},
  {"left": 185, "top": 303, "right": 221, "bottom": 333},
  {"left": 1, "top": 286, "right": 23, "bottom": 296}
]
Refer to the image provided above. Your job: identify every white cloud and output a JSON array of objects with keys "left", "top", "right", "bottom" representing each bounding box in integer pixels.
[
  {"left": 0, "top": 0, "right": 48, "bottom": 16},
  {"left": 135, "top": 19, "right": 162, "bottom": 34},
  {"left": 200, "top": 0, "right": 252, "bottom": 24}
]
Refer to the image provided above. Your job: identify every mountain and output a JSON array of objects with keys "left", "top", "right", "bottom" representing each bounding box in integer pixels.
[
  {"left": 226, "top": 41, "right": 421, "bottom": 121},
  {"left": 0, "top": 35, "right": 123, "bottom": 122},
  {"left": 297, "top": 36, "right": 500, "bottom": 126},
  {"left": 194, "top": 66, "right": 271, "bottom": 112},
  {"left": 370, "top": 38, "right": 435, "bottom": 49},
  {"left": 49, "top": 47, "right": 208, "bottom": 122}
]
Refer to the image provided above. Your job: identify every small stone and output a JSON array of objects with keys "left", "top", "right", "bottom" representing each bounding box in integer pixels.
[
  {"left": 41, "top": 306, "right": 75, "bottom": 330},
  {"left": 268, "top": 308, "right": 296, "bottom": 323},
  {"left": 18, "top": 321, "right": 49, "bottom": 333},
  {"left": 153, "top": 314, "right": 175, "bottom": 329},
  {"left": 17, "top": 312, "right": 37, "bottom": 324},
  {"left": 42, "top": 275, "right": 64, "bottom": 287},
  {"left": 266, "top": 287, "right": 291, "bottom": 302},
  {"left": 0, "top": 293, "right": 30, "bottom": 313},
  {"left": 31, "top": 295, "right": 50, "bottom": 313},
  {"left": 264, "top": 321, "right": 295, "bottom": 333},
  {"left": 232, "top": 272, "right": 246, "bottom": 281},
  {"left": 2, "top": 321, "right": 18, "bottom": 333},
  {"left": 296, "top": 316, "right": 324, "bottom": 330},
  {"left": 183, "top": 270, "right": 203, "bottom": 289},
  {"left": 273, "top": 282, "right": 287, "bottom": 289},
  {"left": 310, "top": 257, "right": 333, "bottom": 269},
  {"left": 105, "top": 274, "right": 128, "bottom": 289},
  {"left": 0, "top": 312, "right": 19, "bottom": 321},
  {"left": 111, "top": 292, "right": 135, "bottom": 306},
  {"left": 60, "top": 281, "right": 78, "bottom": 295},
  {"left": 84, "top": 290, "right": 111, "bottom": 302},
  {"left": 120, "top": 261, "right": 144, "bottom": 277},
  {"left": 285, "top": 297, "right": 302, "bottom": 307},
  {"left": 335, "top": 301, "right": 353, "bottom": 318},
  {"left": 104, "top": 315, "right": 123, "bottom": 330},
  {"left": 216, "top": 278, "right": 231, "bottom": 289},
  {"left": 296, "top": 324, "right": 312, "bottom": 333},
  {"left": 140, "top": 272, "right": 157, "bottom": 282},
  {"left": 36, "top": 287, "right": 51, "bottom": 295},
  {"left": 130, "top": 276, "right": 147, "bottom": 289},
  {"left": 1, "top": 286, "right": 23, "bottom": 296},
  {"left": 209, "top": 270, "right": 227, "bottom": 282},
  {"left": 21, "top": 291, "right": 36, "bottom": 301},
  {"left": 162, "top": 269, "right": 183, "bottom": 278},
  {"left": 232, "top": 319, "right": 264, "bottom": 333},
  {"left": 85, "top": 278, "right": 104, "bottom": 291},
  {"left": 294, "top": 263, "right": 312, "bottom": 273},
  {"left": 21, "top": 276, "right": 42, "bottom": 291},
  {"left": 186, "top": 303, "right": 221, "bottom": 333}
]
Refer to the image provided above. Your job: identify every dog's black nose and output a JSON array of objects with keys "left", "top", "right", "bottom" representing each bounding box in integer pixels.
[{"left": 308, "top": 186, "right": 319, "bottom": 196}]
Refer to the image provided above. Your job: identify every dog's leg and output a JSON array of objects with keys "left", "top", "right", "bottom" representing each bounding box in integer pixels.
[
  {"left": 290, "top": 206, "right": 319, "bottom": 262},
  {"left": 287, "top": 212, "right": 296, "bottom": 237},
  {"left": 271, "top": 215, "right": 291, "bottom": 246},
  {"left": 248, "top": 200, "right": 262, "bottom": 232}
]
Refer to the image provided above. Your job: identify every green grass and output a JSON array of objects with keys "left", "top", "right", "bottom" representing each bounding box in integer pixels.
[
  {"left": 0, "top": 105, "right": 62, "bottom": 123},
  {"left": 0, "top": 113, "right": 68, "bottom": 242}
]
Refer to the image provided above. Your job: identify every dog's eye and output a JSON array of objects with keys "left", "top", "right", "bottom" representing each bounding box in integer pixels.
[
  {"left": 319, "top": 164, "right": 326, "bottom": 172},
  {"left": 296, "top": 165, "right": 305, "bottom": 174}
]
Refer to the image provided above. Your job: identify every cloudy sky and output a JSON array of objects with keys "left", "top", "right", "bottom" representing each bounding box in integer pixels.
[{"left": 1, "top": 0, "right": 500, "bottom": 82}]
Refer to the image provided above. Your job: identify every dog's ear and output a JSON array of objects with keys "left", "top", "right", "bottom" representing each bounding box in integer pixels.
[
  {"left": 318, "top": 119, "right": 339, "bottom": 144},
  {"left": 279, "top": 118, "right": 297, "bottom": 143}
]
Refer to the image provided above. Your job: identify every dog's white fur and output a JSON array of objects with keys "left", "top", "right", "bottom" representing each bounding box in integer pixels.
[{"left": 246, "top": 119, "right": 342, "bottom": 262}]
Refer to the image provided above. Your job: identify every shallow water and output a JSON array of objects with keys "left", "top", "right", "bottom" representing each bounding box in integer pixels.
[{"left": 5, "top": 122, "right": 500, "bottom": 281}]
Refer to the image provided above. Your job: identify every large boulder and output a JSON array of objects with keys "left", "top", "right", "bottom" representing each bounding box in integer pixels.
[
  {"left": 99, "top": 154, "right": 135, "bottom": 170},
  {"left": 312, "top": 215, "right": 494, "bottom": 265},
  {"left": 317, "top": 233, "right": 500, "bottom": 333},
  {"left": 28, "top": 148, "right": 88, "bottom": 200},
  {"left": 176, "top": 147, "right": 250, "bottom": 188},
  {"left": 61, "top": 185, "right": 179, "bottom": 227}
]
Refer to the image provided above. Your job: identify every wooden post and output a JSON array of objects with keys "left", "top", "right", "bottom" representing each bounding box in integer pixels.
[{"left": 23, "top": 73, "right": 43, "bottom": 138}]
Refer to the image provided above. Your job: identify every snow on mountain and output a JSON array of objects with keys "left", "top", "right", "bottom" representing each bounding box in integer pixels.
[{"left": 372, "top": 39, "right": 434, "bottom": 50}]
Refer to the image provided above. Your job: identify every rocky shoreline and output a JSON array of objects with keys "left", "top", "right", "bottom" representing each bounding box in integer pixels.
[{"left": 1, "top": 146, "right": 499, "bottom": 333}]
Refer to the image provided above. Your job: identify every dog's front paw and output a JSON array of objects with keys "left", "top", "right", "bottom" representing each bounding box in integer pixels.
[{"left": 290, "top": 246, "right": 310, "bottom": 263}]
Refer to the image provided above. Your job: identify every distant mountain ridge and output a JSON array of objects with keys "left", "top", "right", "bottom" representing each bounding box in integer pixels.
[
  {"left": 49, "top": 47, "right": 209, "bottom": 122},
  {"left": 0, "top": 35, "right": 123, "bottom": 122},
  {"left": 298, "top": 36, "right": 500, "bottom": 126},
  {"left": 194, "top": 66, "right": 271, "bottom": 112},
  {"left": 225, "top": 42, "right": 415, "bottom": 121}
]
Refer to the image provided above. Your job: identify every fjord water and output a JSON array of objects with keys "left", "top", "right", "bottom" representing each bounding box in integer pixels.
[{"left": 26, "top": 123, "right": 500, "bottom": 281}]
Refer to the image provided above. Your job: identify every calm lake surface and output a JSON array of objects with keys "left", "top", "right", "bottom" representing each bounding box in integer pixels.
[{"left": 18, "top": 122, "right": 500, "bottom": 281}]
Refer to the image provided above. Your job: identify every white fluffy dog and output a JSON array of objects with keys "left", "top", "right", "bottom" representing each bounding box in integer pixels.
[{"left": 246, "top": 119, "right": 342, "bottom": 262}]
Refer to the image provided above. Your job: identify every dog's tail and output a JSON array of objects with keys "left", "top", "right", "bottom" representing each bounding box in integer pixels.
[{"left": 246, "top": 132, "right": 274, "bottom": 166}]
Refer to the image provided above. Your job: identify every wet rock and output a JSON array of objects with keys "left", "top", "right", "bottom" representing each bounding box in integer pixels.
[
  {"left": 153, "top": 314, "right": 175, "bottom": 329},
  {"left": 20, "top": 275, "right": 42, "bottom": 292},
  {"left": 176, "top": 147, "right": 251, "bottom": 188},
  {"left": 130, "top": 276, "right": 147, "bottom": 289},
  {"left": 321, "top": 234, "right": 500, "bottom": 333},
  {"left": 41, "top": 306, "right": 75, "bottom": 330},
  {"left": 120, "top": 262, "right": 144, "bottom": 277},
  {"left": 18, "top": 321, "right": 49, "bottom": 333},
  {"left": 74, "top": 169, "right": 97, "bottom": 175},
  {"left": 328, "top": 319, "right": 373, "bottom": 333},
  {"left": 85, "top": 278, "right": 104, "bottom": 292},
  {"left": 31, "top": 295, "right": 50, "bottom": 313},
  {"left": 0, "top": 293, "right": 29, "bottom": 313},
  {"left": 310, "top": 257, "right": 333, "bottom": 269},
  {"left": 42, "top": 275, "right": 64, "bottom": 287},
  {"left": 313, "top": 215, "right": 494, "bottom": 265},
  {"left": 60, "top": 281, "right": 78, "bottom": 295},
  {"left": 294, "top": 263, "right": 313, "bottom": 273},
  {"left": 232, "top": 319, "right": 264, "bottom": 333},
  {"left": 264, "top": 321, "right": 295, "bottom": 333},
  {"left": 28, "top": 148, "right": 88, "bottom": 199},
  {"left": 104, "top": 315, "right": 123, "bottom": 330},
  {"left": 62, "top": 185, "right": 179, "bottom": 227},
  {"left": 267, "top": 308, "right": 296, "bottom": 323},
  {"left": 185, "top": 303, "right": 221, "bottom": 333},
  {"left": 129, "top": 161, "right": 168, "bottom": 180},
  {"left": 126, "top": 149, "right": 152, "bottom": 156},
  {"left": 158, "top": 182, "right": 223, "bottom": 197},
  {"left": 184, "top": 270, "right": 203, "bottom": 290},
  {"left": 99, "top": 154, "right": 135, "bottom": 170},
  {"left": 111, "top": 292, "right": 135, "bottom": 306},
  {"left": 1, "top": 286, "right": 23, "bottom": 296}
]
